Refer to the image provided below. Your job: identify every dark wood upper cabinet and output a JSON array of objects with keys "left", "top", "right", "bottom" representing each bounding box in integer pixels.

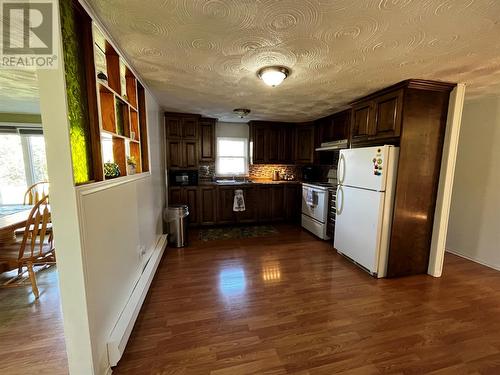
[
  {"left": 267, "top": 126, "right": 280, "bottom": 163},
  {"left": 351, "top": 103, "right": 372, "bottom": 141},
  {"left": 350, "top": 87, "right": 404, "bottom": 145},
  {"left": 165, "top": 112, "right": 201, "bottom": 169},
  {"left": 250, "top": 121, "right": 296, "bottom": 164},
  {"left": 280, "top": 125, "right": 294, "bottom": 163},
  {"left": 167, "top": 140, "right": 183, "bottom": 168},
  {"left": 166, "top": 117, "right": 182, "bottom": 138},
  {"left": 373, "top": 89, "right": 403, "bottom": 138},
  {"left": 181, "top": 117, "right": 198, "bottom": 139},
  {"left": 295, "top": 124, "right": 315, "bottom": 164},
  {"left": 199, "top": 118, "right": 216, "bottom": 162},
  {"left": 251, "top": 124, "right": 267, "bottom": 164},
  {"left": 183, "top": 140, "right": 198, "bottom": 168},
  {"left": 332, "top": 110, "right": 351, "bottom": 141}
]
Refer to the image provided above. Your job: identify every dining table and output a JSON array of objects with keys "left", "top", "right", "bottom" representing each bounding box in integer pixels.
[{"left": 0, "top": 204, "right": 33, "bottom": 246}]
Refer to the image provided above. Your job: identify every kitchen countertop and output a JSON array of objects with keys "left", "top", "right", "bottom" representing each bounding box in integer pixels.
[{"left": 199, "top": 179, "right": 301, "bottom": 186}]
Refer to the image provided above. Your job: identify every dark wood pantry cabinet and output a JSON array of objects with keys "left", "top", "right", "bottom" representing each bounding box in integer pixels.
[{"left": 347, "top": 80, "right": 455, "bottom": 277}]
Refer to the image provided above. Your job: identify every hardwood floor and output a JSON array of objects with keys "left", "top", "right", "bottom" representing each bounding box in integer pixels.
[
  {"left": 114, "top": 224, "right": 500, "bottom": 375},
  {"left": 0, "top": 266, "right": 68, "bottom": 375}
]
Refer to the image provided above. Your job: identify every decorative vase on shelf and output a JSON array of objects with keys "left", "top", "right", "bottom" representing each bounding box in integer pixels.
[
  {"left": 104, "top": 162, "right": 120, "bottom": 179},
  {"left": 127, "top": 156, "right": 137, "bottom": 175},
  {"left": 127, "top": 164, "right": 136, "bottom": 175}
]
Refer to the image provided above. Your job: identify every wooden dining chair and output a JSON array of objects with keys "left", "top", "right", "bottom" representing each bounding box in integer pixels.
[
  {"left": 0, "top": 195, "right": 55, "bottom": 299},
  {"left": 23, "top": 181, "right": 49, "bottom": 205}
]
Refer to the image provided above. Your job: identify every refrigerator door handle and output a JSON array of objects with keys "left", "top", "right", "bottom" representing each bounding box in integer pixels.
[
  {"left": 338, "top": 153, "right": 346, "bottom": 184},
  {"left": 336, "top": 185, "right": 344, "bottom": 215}
]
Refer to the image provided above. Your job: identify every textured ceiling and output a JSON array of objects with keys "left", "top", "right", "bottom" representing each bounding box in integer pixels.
[
  {"left": 0, "top": 70, "right": 40, "bottom": 114},
  {"left": 89, "top": 0, "right": 500, "bottom": 121}
]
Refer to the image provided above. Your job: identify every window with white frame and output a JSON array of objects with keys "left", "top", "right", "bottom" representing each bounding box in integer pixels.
[
  {"left": 0, "top": 127, "right": 48, "bottom": 204},
  {"left": 216, "top": 137, "right": 248, "bottom": 176}
]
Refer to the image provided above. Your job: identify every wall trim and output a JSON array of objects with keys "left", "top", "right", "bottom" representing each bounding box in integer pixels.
[
  {"left": 76, "top": 172, "right": 151, "bottom": 196},
  {"left": 446, "top": 248, "right": 500, "bottom": 272},
  {"left": 0, "top": 112, "right": 42, "bottom": 123},
  {"left": 428, "top": 83, "right": 466, "bottom": 277},
  {"left": 107, "top": 234, "right": 168, "bottom": 367}
]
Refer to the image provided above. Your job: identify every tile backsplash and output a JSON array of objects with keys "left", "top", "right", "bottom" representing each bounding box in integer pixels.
[
  {"left": 199, "top": 162, "right": 336, "bottom": 182},
  {"left": 249, "top": 164, "right": 300, "bottom": 180},
  {"left": 199, "top": 162, "right": 215, "bottom": 181}
]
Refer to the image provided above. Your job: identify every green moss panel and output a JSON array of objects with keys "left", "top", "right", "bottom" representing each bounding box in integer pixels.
[{"left": 60, "top": 0, "right": 92, "bottom": 184}]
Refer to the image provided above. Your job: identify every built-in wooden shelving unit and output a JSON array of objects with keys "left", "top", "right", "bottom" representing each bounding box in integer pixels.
[{"left": 92, "top": 25, "right": 148, "bottom": 180}]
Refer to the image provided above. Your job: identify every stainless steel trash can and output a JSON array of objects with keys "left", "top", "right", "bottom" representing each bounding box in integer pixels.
[{"left": 166, "top": 204, "right": 189, "bottom": 247}]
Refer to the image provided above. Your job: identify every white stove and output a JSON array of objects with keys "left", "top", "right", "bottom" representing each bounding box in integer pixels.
[{"left": 301, "top": 182, "right": 336, "bottom": 240}]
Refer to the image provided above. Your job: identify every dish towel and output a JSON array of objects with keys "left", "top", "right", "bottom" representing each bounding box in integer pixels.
[
  {"left": 233, "top": 189, "right": 246, "bottom": 212},
  {"left": 306, "top": 189, "right": 317, "bottom": 207}
]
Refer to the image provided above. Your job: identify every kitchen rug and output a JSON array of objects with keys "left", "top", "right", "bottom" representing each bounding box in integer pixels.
[{"left": 199, "top": 225, "right": 278, "bottom": 241}]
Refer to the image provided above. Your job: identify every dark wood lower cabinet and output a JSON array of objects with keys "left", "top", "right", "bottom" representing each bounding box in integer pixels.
[
  {"left": 199, "top": 187, "right": 217, "bottom": 225},
  {"left": 168, "top": 184, "right": 301, "bottom": 227},
  {"left": 257, "top": 186, "right": 273, "bottom": 222},
  {"left": 285, "top": 185, "right": 301, "bottom": 222},
  {"left": 185, "top": 187, "right": 199, "bottom": 226},
  {"left": 169, "top": 186, "right": 183, "bottom": 205},
  {"left": 217, "top": 187, "right": 236, "bottom": 224},
  {"left": 271, "top": 186, "right": 285, "bottom": 222},
  {"left": 168, "top": 187, "right": 199, "bottom": 226},
  {"left": 236, "top": 187, "right": 258, "bottom": 223}
]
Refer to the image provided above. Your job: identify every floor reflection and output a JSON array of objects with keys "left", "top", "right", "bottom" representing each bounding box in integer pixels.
[
  {"left": 218, "top": 267, "right": 246, "bottom": 297},
  {"left": 262, "top": 261, "right": 281, "bottom": 283}
]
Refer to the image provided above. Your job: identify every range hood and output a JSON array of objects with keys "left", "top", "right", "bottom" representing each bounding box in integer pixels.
[{"left": 315, "top": 139, "right": 349, "bottom": 151}]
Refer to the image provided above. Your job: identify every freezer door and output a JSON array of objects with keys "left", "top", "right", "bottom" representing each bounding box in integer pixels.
[
  {"left": 338, "top": 146, "right": 393, "bottom": 191},
  {"left": 334, "top": 185, "right": 385, "bottom": 274}
]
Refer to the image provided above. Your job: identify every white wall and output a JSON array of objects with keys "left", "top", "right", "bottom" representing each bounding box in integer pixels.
[
  {"left": 38, "top": 2, "right": 166, "bottom": 373},
  {"left": 75, "top": 92, "right": 165, "bottom": 374},
  {"left": 216, "top": 121, "right": 249, "bottom": 139},
  {"left": 446, "top": 96, "right": 500, "bottom": 271}
]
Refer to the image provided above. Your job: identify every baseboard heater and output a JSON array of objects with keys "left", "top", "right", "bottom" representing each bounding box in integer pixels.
[{"left": 107, "top": 234, "right": 168, "bottom": 366}]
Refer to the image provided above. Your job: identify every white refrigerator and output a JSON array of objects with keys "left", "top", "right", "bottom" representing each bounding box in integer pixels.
[{"left": 334, "top": 145, "right": 399, "bottom": 278}]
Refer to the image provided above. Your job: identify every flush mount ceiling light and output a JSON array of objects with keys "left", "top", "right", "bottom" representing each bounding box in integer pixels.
[
  {"left": 257, "top": 66, "right": 290, "bottom": 87},
  {"left": 233, "top": 108, "right": 251, "bottom": 118}
]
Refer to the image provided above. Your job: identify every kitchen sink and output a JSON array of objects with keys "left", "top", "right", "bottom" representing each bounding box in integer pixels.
[{"left": 215, "top": 180, "right": 251, "bottom": 185}]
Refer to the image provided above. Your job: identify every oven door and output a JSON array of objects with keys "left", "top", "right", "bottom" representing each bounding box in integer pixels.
[{"left": 302, "top": 186, "right": 327, "bottom": 223}]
